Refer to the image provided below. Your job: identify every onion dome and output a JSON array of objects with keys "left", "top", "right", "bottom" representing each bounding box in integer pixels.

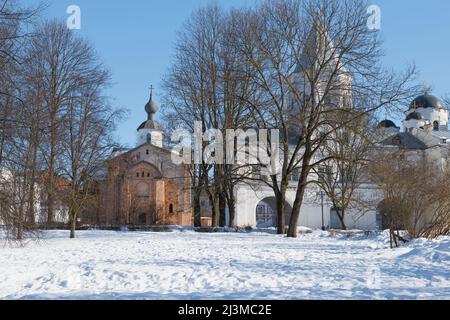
[
  {"left": 137, "top": 87, "right": 162, "bottom": 132},
  {"left": 377, "top": 120, "right": 399, "bottom": 129},
  {"left": 409, "top": 94, "right": 444, "bottom": 110},
  {"left": 145, "top": 91, "right": 158, "bottom": 120}
]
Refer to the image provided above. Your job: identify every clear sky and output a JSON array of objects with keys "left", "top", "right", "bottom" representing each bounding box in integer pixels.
[{"left": 27, "top": 0, "right": 450, "bottom": 146}]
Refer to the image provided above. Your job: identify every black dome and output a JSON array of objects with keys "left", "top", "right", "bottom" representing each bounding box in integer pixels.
[
  {"left": 378, "top": 120, "right": 398, "bottom": 129},
  {"left": 405, "top": 112, "right": 423, "bottom": 121},
  {"left": 410, "top": 94, "right": 443, "bottom": 110}
]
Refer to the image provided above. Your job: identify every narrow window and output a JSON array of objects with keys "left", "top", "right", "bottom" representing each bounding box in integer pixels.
[
  {"left": 169, "top": 204, "right": 174, "bottom": 214},
  {"left": 142, "top": 172, "right": 145, "bottom": 178},
  {"left": 147, "top": 172, "right": 150, "bottom": 178},
  {"left": 433, "top": 121, "right": 439, "bottom": 131},
  {"left": 292, "top": 168, "right": 300, "bottom": 182},
  {"left": 146, "top": 149, "right": 149, "bottom": 155}
]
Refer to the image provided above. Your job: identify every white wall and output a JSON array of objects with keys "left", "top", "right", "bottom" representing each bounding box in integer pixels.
[
  {"left": 234, "top": 183, "right": 379, "bottom": 230},
  {"left": 137, "top": 129, "right": 163, "bottom": 148}
]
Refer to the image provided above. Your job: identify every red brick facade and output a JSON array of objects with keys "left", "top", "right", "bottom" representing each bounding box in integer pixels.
[{"left": 82, "top": 143, "right": 192, "bottom": 227}]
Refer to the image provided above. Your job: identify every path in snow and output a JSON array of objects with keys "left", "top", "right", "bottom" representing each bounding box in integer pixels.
[{"left": 0, "top": 230, "right": 449, "bottom": 300}]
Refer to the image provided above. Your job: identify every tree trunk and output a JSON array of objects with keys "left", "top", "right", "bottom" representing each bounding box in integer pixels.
[
  {"left": 274, "top": 178, "right": 288, "bottom": 235},
  {"left": 211, "top": 194, "right": 220, "bottom": 228},
  {"left": 288, "top": 189, "right": 305, "bottom": 238},
  {"left": 287, "top": 161, "right": 311, "bottom": 238},
  {"left": 219, "top": 192, "right": 226, "bottom": 227},
  {"left": 193, "top": 190, "right": 202, "bottom": 227},
  {"left": 47, "top": 127, "right": 57, "bottom": 227},
  {"left": 27, "top": 182, "right": 36, "bottom": 226},
  {"left": 27, "top": 141, "right": 38, "bottom": 226},
  {"left": 16, "top": 184, "right": 26, "bottom": 240},
  {"left": 337, "top": 208, "right": 348, "bottom": 230},
  {"left": 389, "top": 230, "right": 393, "bottom": 249},
  {"left": 276, "top": 195, "right": 286, "bottom": 235},
  {"left": 70, "top": 209, "right": 77, "bottom": 239},
  {"left": 47, "top": 187, "right": 54, "bottom": 226},
  {"left": 17, "top": 213, "right": 24, "bottom": 241},
  {"left": 227, "top": 198, "right": 236, "bottom": 228}
]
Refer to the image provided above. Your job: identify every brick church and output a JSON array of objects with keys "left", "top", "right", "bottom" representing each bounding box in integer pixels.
[{"left": 82, "top": 91, "right": 192, "bottom": 227}]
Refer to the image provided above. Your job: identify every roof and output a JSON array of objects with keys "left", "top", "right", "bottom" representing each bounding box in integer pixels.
[
  {"left": 378, "top": 120, "right": 399, "bottom": 129},
  {"left": 380, "top": 132, "right": 428, "bottom": 150},
  {"left": 431, "top": 131, "right": 450, "bottom": 142},
  {"left": 109, "top": 142, "right": 172, "bottom": 161},
  {"left": 409, "top": 94, "right": 444, "bottom": 110},
  {"left": 137, "top": 120, "right": 163, "bottom": 131}
]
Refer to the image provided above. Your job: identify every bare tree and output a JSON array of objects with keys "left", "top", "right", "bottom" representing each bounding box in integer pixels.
[
  {"left": 0, "top": 0, "right": 44, "bottom": 241},
  {"left": 314, "top": 113, "right": 374, "bottom": 229},
  {"left": 162, "top": 5, "right": 257, "bottom": 227},
  {"left": 227, "top": 0, "right": 417, "bottom": 237},
  {"left": 0, "top": 84, "right": 44, "bottom": 240},
  {"left": 24, "top": 20, "right": 99, "bottom": 226},
  {"left": 54, "top": 27, "right": 122, "bottom": 238},
  {"left": 1, "top": 0, "right": 44, "bottom": 158},
  {"left": 1, "top": 7, "right": 121, "bottom": 241},
  {"left": 1, "top": 0, "right": 42, "bottom": 168},
  {"left": 0, "top": 0, "right": 42, "bottom": 65},
  {"left": 369, "top": 151, "right": 450, "bottom": 247}
]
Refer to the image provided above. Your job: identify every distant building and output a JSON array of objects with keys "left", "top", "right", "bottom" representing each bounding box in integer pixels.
[
  {"left": 0, "top": 168, "right": 69, "bottom": 226},
  {"left": 232, "top": 22, "right": 450, "bottom": 231},
  {"left": 80, "top": 92, "right": 192, "bottom": 227},
  {"left": 233, "top": 91, "right": 449, "bottom": 231}
]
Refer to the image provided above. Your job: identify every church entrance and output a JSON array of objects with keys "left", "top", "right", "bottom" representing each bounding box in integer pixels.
[
  {"left": 255, "top": 197, "right": 292, "bottom": 228},
  {"left": 127, "top": 163, "right": 164, "bottom": 226},
  {"left": 138, "top": 213, "right": 147, "bottom": 225}
]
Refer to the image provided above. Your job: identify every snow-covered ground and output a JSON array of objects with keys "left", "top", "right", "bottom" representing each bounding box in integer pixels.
[{"left": 0, "top": 229, "right": 449, "bottom": 300}]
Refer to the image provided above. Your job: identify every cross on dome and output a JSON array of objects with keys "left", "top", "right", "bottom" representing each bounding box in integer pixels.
[{"left": 145, "top": 85, "right": 158, "bottom": 120}]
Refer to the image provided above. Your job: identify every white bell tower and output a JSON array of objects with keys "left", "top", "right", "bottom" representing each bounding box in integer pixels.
[{"left": 137, "top": 86, "right": 163, "bottom": 148}]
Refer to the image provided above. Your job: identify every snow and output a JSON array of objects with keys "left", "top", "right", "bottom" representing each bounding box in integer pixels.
[{"left": 0, "top": 229, "right": 449, "bottom": 300}]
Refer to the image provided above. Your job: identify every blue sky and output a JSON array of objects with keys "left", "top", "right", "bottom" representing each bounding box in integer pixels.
[{"left": 28, "top": 0, "right": 450, "bottom": 146}]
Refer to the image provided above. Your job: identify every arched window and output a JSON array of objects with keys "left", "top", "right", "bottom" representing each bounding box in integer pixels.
[
  {"left": 169, "top": 204, "right": 174, "bottom": 214},
  {"left": 433, "top": 121, "right": 439, "bottom": 131},
  {"left": 146, "top": 133, "right": 152, "bottom": 144}
]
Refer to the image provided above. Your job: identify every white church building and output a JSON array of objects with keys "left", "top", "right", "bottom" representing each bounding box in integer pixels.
[{"left": 232, "top": 92, "right": 449, "bottom": 231}]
